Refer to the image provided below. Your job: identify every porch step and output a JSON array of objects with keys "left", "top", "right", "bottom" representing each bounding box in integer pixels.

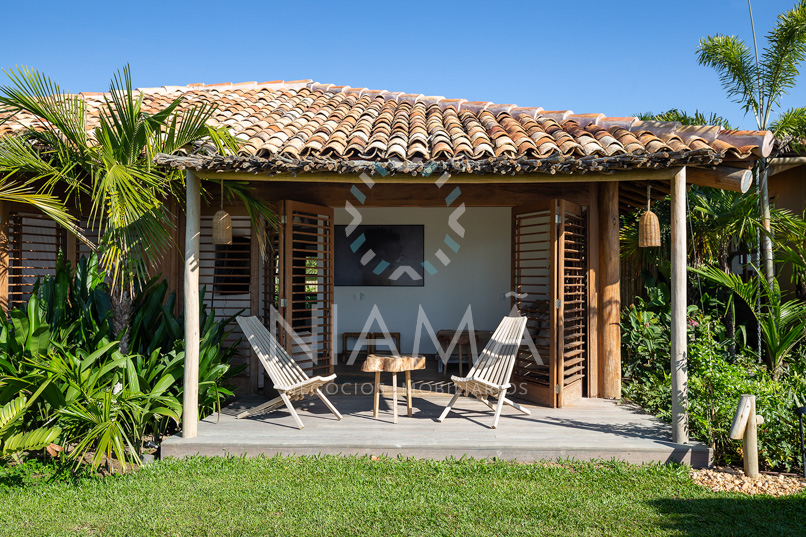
[{"left": 163, "top": 396, "right": 713, "bottom": 468}]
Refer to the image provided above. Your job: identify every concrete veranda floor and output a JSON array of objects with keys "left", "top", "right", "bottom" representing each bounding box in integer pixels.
[{"left": 162, "top": 393, "right": 712, "bottom": 467}]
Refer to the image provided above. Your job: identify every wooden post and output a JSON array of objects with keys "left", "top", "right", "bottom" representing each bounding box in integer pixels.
[
  {"left": 598, "top": 182, "right": 621, "bottom": 399},
  {"left": 183, "top": 171, "right": 201, "bottom": 439},
  {"left": 743, "top": 398, "right": 760, "bottom": 479},
  {"left": 587, "top": 184, "right": 600, "bottom": 398},
  {"left": 729, "top": 394, "right": 762, "bottom": 478},
  {"left": 0, "top": 201, "right": 8, "bottom": 315},
  {"left": 164, "top": 196, "right": 183, "bottom": 299},
  {"left": 671, "top": 167, "right": 689, "bottom": 444},
  {"left": 249, "top": 224, "right": 261, "bottom": 393}
]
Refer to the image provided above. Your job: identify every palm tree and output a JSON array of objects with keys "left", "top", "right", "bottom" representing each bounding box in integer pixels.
[
  {"left": 0, "top": 66, "right": 275, "bottom": 351},
  {"left": 0, "top": 121, "right": 80, "bottom": 238},
  {"left": 697, "top": 0, "right": 806, "bottom": 288},
  {"left": 635, "top": 109, "right": 735, "bottom": 129}
]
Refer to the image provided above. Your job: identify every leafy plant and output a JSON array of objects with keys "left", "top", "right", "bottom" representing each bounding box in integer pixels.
[
  {"left": 696, "top": 1, "right": 806, "bottom": 286},
  {"left": 623, "top": 278, "right": 806, "bottom": 472},
  {"left": 693, "top": 266, "right": 806, "bottom": 379},
  {"left": 58, "top": 383, "right": 179, "bottom": 472},
  {"left": 0, "top": 66, "right": 277, "bottom": 354},
  {"left": 0, "top": 384, "right": 60, "bottom": 462},
  {"left": 0, "top": 255, "right": 243, "bottom": 470},
  {"left": 130, "top": 278, "right": 244, "bottom": 421}
]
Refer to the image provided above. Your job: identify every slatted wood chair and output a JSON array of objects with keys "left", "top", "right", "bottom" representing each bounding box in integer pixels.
[
  {"left": 236, "top": 316, "right": 342, "bottom": 429},
  {"left": 437, "top": 315, "right": 531, "bottom": 429}
]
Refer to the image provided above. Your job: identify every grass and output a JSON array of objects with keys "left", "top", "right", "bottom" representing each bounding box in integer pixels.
[{"left": 1, "top": 456, "right": 805, "bottom": 536}]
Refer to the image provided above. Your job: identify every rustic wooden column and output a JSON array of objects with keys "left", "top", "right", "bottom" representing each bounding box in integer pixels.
[
  {"left": 164, "top": 196, "right": 183, "bottom": 298},
  {"left": 586, "top": 184, "right": 600, "bottom": 398},
  {"left": 0, "top": 201, "right": 8, "bottom": 315},
  {"left": 598, "top": 182, "right": 621, "bottom": 399},
  {"left": 183, "top": 171, "right": 201, "bottom": 438},
  {"left": 671, "top": 168, "right": 689, "bottom": 443},
  {"left": 249, "top": 225, "right": 261, "bottom": 393}
]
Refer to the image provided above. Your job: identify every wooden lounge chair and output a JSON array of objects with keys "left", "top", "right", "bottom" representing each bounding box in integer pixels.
[
  {"left": 437, "top": 315, "right": 531, "bottom": 429},
  {"left": 236, "top": 316, "right": 342, "bottom": 429}
]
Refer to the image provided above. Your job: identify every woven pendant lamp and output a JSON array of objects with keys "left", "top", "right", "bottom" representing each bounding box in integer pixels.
[
  {"left": 212, "top": 180, "right": 232, "bottom": 245},
  {"left": 638, "top": 183, "right": 661, "bottom": 248}
]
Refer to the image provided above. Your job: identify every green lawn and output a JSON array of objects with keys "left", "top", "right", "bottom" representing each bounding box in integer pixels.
[{"left": 1, "top": 456, "right": 805, "bottom": 536}]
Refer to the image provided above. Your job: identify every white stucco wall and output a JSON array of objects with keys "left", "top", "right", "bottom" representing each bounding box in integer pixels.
[{"left": 334, "top": 207, "right": 512, "bottom": 354}]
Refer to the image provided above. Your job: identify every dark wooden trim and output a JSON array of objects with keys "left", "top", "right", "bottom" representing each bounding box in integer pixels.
[
  {"left": 0, "top": 202, "right": 8, "bottom": 314},
  {"left": 199, "top": 183, "right": 592, "bottom": 214}
]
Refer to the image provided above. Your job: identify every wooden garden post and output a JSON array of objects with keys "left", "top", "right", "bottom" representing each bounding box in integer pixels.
[
  {"left": 183, "top": 171, "right": 201, "bottom": 438},
  {"left": 0, "top": 201, "right": 8, "bottom": 314},
  {"left": 599, "top": 181, "right": 621, "bottom": 399},
  {"left": 671, "top": 167, "right": 689, "bottom": 444}
]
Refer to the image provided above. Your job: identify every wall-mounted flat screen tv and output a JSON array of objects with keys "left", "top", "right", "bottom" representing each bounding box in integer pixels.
[{"left": 334, "top": 225, "right": 424, "bottom": 287}]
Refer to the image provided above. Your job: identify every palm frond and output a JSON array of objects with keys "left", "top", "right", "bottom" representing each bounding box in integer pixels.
[
  {"left": 0, "top": 66, "right": 90, "bottom": 154},
  {"left": 771, "top": 106, "right": 806, "bottom": 152},
  {"left": 696, "top": 34, "right": 760, "bottom": 126},
  {"left": 759, "top": 0, "right": 806, "bottom": 126},
  {"left": 633, "top": 108, "right": 735, "bottom": 129}
]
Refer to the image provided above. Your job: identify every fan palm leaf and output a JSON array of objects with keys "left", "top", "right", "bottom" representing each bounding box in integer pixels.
[{"left": 0, "top": 65, "right": 273, "bottom": 298}]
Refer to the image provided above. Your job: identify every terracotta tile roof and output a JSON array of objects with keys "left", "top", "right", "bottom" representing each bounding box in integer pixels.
[{"left": 0, "top": 80, "right": 774, "bottom": 176}]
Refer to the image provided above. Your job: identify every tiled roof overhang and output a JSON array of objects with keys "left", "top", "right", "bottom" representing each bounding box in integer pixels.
[{"left": 1, "top": 79, "right": 774, "bottom": 177}]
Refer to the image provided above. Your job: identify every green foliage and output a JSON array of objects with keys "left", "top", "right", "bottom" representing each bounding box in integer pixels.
[
  {"left": 0, "top": 65, "right": 270, "bottom": 294},
  {"left": 696, "top": 0, "right": 806, "bottom": 133},
  {"left": 129, "top": 278, "right": 245, "bottom": 420},
  {"left": 772, "top": 106, "right": 806, "bottom": 152},
  {"left": 692, "top": 266, "right": 806, "bottom": 378},
  {"left": 634, "top": 109, "right": 735, "bottom": 129},
  {"left": 0, "top": 390, "right": 60, "bottom": 460},
  {"left": 0, "top": 256, "right": 241, "bottom": 470},
  {"left": 0, "top": 457, "right": 91, "bottom": 489},
  {"left": 622, "top": 280, "right": 806, "bottom": 472}
]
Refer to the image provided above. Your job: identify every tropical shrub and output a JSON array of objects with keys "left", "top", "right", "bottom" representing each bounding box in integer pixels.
[
  {"left": 622, "top": 280, "right": 806, "bottom": 472},
  {"left": 129, "top": 278, "right": 244, "bottom": 420},
  {"left": 0, "top": 386, "right": 60, "bottom": 462},
  {"left": 692, "top": 266, "right": 806, "bottom": 379},
  {"left": 0, "top": 254, "right": 242, "bottom": 470}
]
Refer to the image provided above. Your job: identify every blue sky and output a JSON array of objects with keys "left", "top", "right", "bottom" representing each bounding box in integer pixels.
[{"left": 2, "top": 0, "right": 803, "bottom": 130}]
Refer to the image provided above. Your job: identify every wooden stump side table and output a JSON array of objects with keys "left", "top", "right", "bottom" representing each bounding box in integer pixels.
[{"left": 361, "top": 354, "right": 426, "bottom": 423}]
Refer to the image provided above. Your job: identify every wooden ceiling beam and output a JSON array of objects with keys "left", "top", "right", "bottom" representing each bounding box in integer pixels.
[{"left": 686, "top": 166, "right": 753, "bottom": 193}]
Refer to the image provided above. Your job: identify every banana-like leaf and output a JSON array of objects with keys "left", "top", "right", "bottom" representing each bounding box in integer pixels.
[
  {"left": 2, "top": 426, "right": 60, "bottom": 455},
  {"left": 0, "top": 395, "right": 26, "bottom": 433}
]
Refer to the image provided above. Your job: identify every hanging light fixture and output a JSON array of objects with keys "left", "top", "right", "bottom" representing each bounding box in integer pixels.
[
  {"left": 212, "top": 179, "right": 232, "bottom": 245},
  {"left": 639, "top": 183, "right": 661, "bottom": 248}
]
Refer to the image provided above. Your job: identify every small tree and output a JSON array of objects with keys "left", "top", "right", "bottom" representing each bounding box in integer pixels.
[
  {"left": 697, "top": 0, "right": 806, "bottom": 288},
  {"left": 0, "top": 66, "right": 275, "bottom": 351}
]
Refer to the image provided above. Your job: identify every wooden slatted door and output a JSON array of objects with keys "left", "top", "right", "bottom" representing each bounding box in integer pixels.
[
  {"left": 7, "top": 211, "right": 68, "bottom": 308},
  {"left": 556, "top": 200, "right": 587, "bottom": 407},
  {"left": 512, "top": 199, "right": 588, "bottom": 407},
  {"left": 278, "top": 201, "right": 335, "bottom": 377},
  {"left": 511, "top": 201, "right": 556, "bottom": 407}
]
